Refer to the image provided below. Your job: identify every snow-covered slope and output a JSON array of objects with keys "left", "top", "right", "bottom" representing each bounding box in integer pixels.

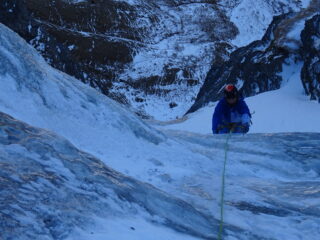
[
  {"left": 230, "top": 0, "right": 311, "bottom": 47},
  {"left": 160, "top": 59, "right": 320, "bottom": 134},
  {"left": 1, "top": 23, "right": 320, "bottom": 240}
]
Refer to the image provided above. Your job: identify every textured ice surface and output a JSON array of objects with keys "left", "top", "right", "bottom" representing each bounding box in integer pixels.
[
  {"left": 1, "top": 111, "right": 319, "bottom": 239},
  {"left": 0, "top": 112, "right": 216, "bottom": 240},
  {"left": 163, "top": 130, "right": 320, "bottom": 240}
]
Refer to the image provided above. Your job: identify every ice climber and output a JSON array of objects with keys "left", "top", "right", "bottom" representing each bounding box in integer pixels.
[{"left": 212, "top": 84, "right": 251, "bottom": 134}]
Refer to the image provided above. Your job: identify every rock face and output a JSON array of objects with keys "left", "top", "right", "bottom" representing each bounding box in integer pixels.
[
  {"left": 301, "top": 14, "right": 320, "bottom": 102},
  {"left": 0, "top": 0, "right": 146, "bottom": 94},
  {"left": 188, "top": 1, "right": 320, "bottom": 114},
  {"left": 187, "top": 14, "right": 292, "bottom": 113}
]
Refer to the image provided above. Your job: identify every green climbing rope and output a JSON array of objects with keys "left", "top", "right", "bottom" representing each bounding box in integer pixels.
[{"left": 218, "top": 131, "right": 232, "bottom": 240}]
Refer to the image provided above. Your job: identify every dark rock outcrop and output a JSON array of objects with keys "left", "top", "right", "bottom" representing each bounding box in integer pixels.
[
  {"left": 301, "top": 14, "right": 320, "bottom": 102},
  {"left": 0, "top": 0, "right": 144, "bottom": 96},
  {"left": 187, "top": 14, "right": 293, "bottom": 114}
]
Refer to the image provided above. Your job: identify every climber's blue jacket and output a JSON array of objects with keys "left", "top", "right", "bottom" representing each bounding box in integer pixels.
[{"left": 212, "top": 98, "right": 251, "bottom": 134}]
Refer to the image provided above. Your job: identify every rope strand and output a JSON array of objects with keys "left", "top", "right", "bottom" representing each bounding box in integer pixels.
[{"left": 218, "top": 131, "right": 232, "bottom": 240}]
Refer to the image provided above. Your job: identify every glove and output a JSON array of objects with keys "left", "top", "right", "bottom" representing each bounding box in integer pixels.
[{"left": 241, "top": 114, "right": 251, "bottom": 125}]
